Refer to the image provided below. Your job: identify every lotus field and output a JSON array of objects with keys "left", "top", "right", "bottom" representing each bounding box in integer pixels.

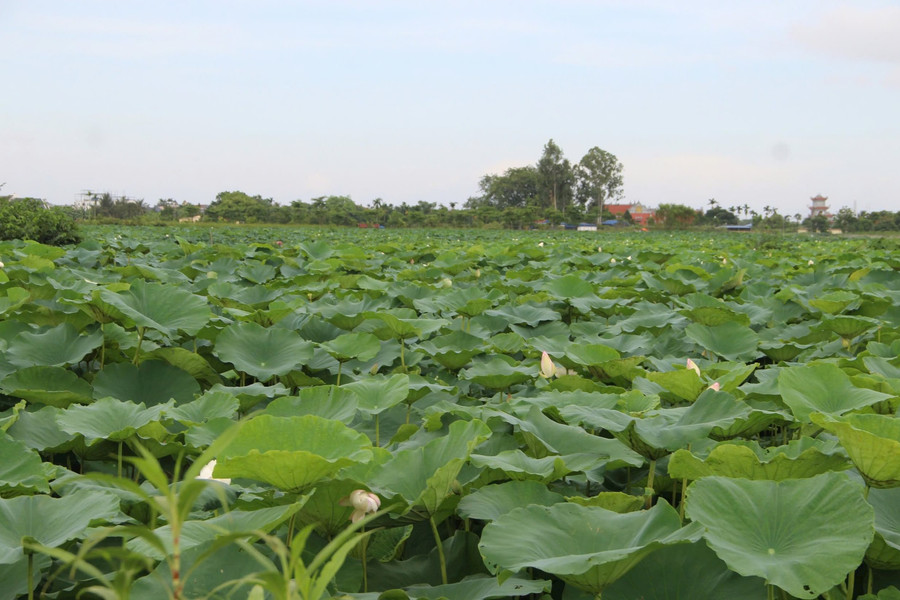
[{"left": 1, "top": 226, "right": 900, "bottom": 600}]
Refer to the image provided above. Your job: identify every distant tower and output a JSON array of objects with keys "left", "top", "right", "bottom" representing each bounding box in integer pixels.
[{"left": 809, "top": 194, "right": 830, "bottom": 219}]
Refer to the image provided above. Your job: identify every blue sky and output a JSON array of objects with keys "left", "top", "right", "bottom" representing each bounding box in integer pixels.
[{"left": 2, "top": 0, "right": 898, "bottom": 216}]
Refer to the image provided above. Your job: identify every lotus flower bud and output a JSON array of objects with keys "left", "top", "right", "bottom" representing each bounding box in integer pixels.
[
  {"left": 610, "top": 258, "right": 616, "bottom": 264},
  {"left": 686, "top": 359, "right": 701, "bottom": 376},
  {"left": 540, "top": 351, "right": 557, "bottom": 378},
  {"left": 339, "top": 489, "right": 381, "bottom": 523},
  {"left": 197, "top": 459, "right": 231, "bottom": 484},
  {"left": 808, "top": 260, "right": 814, "bottom": 266},
  {"left": 708, "top": 381, "right": 721, "bottom": 391}
]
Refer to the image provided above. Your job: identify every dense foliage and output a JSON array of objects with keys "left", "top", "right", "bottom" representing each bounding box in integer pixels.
[
  {"left": 0, "top": 227, "right": 899, "bottom": 599},
  {"left": 0, "top": 196, "right": 81, "bottom": 245}
]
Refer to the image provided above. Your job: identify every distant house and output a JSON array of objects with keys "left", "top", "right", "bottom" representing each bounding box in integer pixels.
[
  {"left": 576, "top": 222, "right": 598, "bottom": 231},
  {"left": 606, "top": 202, "right": 655, "bottom": 225}
]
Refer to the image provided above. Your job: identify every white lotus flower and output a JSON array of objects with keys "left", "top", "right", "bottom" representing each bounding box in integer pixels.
[
  {"left": 540, "top": 351, "right": 558, "bottom": 378},
  {"left": 339, "top": 489, "right": 381, "bottom": 523},
  {"left": 808, "top": 260, "right": 814, "bottom": 266},
  {"left": 610, "top": 258, "right": 616, "bottom": 264},
  {"left": 0, "top": 261, "right": 4, "bottom": 268},
  {"left": 197, "top": 459, "right": 231, "bottom": 484},
  {"left": 538, "top": 241, "right": 544, "bottom": 247}
]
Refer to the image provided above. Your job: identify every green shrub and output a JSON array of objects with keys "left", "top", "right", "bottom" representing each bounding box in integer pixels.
[{"left": 0, "top": 197, "right": 82, "bottom": 245}]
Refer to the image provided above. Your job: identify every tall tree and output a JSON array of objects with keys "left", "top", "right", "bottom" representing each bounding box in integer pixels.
[
  {"left": 575, "top": 147, "right": 624, "bottom": 224},
  {"left": 536, "top": 139, "right": 574, "bottom": 211}
]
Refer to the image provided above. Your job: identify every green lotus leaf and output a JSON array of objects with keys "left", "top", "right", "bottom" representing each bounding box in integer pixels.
[
  {"left": 367, "top": 419, "right": 492, "bottom": 516},
  {"left": 216, "top": 414, "right": 373, "bottom": 492},
  {"left": 643, "top": 369, "right": 706, "bottom": 402},
  {"left": 859, "top": 587, "right": 900, "bottom": 600},
  {"left": 5, "top": 323, "right": 103, "bottom": 368},
  {"left": 0, "top": 490, "right": 120, "bottom": 564},
  {"left": 565, "top": 492, "right": 643, "bottom": 514},
  {"left": 822, "top": 315, "right": 880, "bottom": 339},
  {"left": 779, "top": 363, "right": 893, "bottom": 423},
  {"left": 668, "top": 440, "right": 851, "bottom": 481},
  {"left": 0, "top": 553, "right": 51, "bottom": 600},
  {"left": 808, "top": 290, "right": 859, "bottom": 314},
  {"left": 760, "top": 340, "right": 809, "bottom": 362},
  {"left": 460, "top": 355, "right": 536, "bottom": 389},
  {"left": 318, "top": 332, "right": 381, "bottom": 363},
  {"left": 812, "top": 413, "right": 900, "bottom": 488},
  {"left": 485, "top": 303, "right": 561, "bottom": 327},
  {"left": 0, "top": 366, "right": 93, "bottom": 408},
  {"left": 167, "top": 391, "right": 239, "bottom": 425},
  {"left": 866, "top": 487, "right": 900, "bottom": 569},
  {"left": 680, "top": 305, "right": 750, "bottom": 327},
  {"left": 345, "top": 374, "right": 410, "bottom": 414},
  {"left": 603, "top": 541, "right": 767, "bottom": 599},
  {"left": 685, "top": 472, "right": 874, "bottom": 598},
  {"left": 479, "top": 501, "right": 702, "bottom": 595},
  {"left": 206, "top": 381, "right": 289, "bottom": 412},
  {"left": 362, "top": 311, "right": 448, "bottom": 340},
  {"left": 0, "top": 287, "right": 29, "bottom": 317},
  {"left": 470, "top": 450, "right": 571, "bottom": 483},
  {"left": 565, "top": 343, "right": 620, "bottom": 367},
  {"left": 0, "top": 400, "right": 25, "bottom": 432},
  {"left": 57, "top": 397, "right": 173, "bottom": 445},
  {"left": 416, "top": 330, "right": 484, "bottom": 370},
  {"left": 5, "top": 406, "right": 75, "bottom": 453},
  {"left": 457, "top": 480, "right": 564, "bottom": 521},
  {"left": 128, "top": 503, "right": 302, "bottom": 560},
  {"left": 684, "top": 322, "right": 759, "bottom": 361},
  {"left": 214, "top": 321, "right": 314, "bottom": 380},
  {"left": 403, "top": 574, "right": 551, "bottom": 600},
  {"left": 100, "top": 279, "right": 211, "bottom": 336},
  {"left": 92, "top": 360, "right": 199, "bottom": 405},
  {"left": 543, "top": 274, "right": 594, "bottom": 299},
  {"left": 501, "top": 406, "right": 643, "bottom": 471},
  {"left": 264, "top": 385, "right": 359, "bottom": 422},
  {"left": 0, "top": 434, "right": 51, "bottom": 496},
  {"left": 141, "top": 346, "right": 223, "bottom": 387}
]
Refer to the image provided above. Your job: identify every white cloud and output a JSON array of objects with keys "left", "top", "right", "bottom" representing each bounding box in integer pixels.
[{"left": 790, "top": 6, "right": 900, "bottom": 65}]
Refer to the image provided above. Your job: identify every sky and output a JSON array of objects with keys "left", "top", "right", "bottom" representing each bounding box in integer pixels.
[{"left": 2, "top": 0, "right": 899, "bottom": 217}]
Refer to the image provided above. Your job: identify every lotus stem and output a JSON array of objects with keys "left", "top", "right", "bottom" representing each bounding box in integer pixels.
[
  {"left": 375, "top": 414, "right": 380, "bottom": 447},
  {"left": 847, "top": 568, "right": 855, "bottom": 600},
  {"left": 117, "top": 441, "right": 123, "bottom": 479},
  {"left": 27, "top": 551, "right": 33, "bottom": 600},
  {"left": 429, "top": 515, "right": 448, "bottom": 585},
  {"left": 133, "top": 327, "right": 145, "bottom": 365},
  {"left": 644, "top": 459, "right": 656, "bottom": 509},
  {"left": 400, "top": 339, "right": 406, "bottom": 371},
  {"left": 337, "top": 361, "right": 343, "bottom": 386},
  {"left": 767, "top": 583, "right": 775, "bottom": 600},
  {"left": 361, "top": 524, "right": 369, "bottom": 592}
]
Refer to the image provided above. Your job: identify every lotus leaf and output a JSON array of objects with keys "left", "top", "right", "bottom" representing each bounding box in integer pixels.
[
  {"left": 685, "top": 472, "right": 874, "bottom": 598},
  {"left": 668, "top": 439, "right": 851, "bottom": 481},
  {"left": 214, "top": 321, "right": 314, "bottom": 380},
  {"left": 779, "top": 362, "right": 893, "bottom": 423},
  {"left": 0, "top": 366, "right": 94, "bottom": 408},
  {"left": 866, "top": 487, "right": 900, "bottom": 569},
  {"left": 479, "top": 501, "right": 702, "bottom": 595},
  {"left": 603, "top": 541, "right": 767, "bottom": 599},
  {"left": 216, "top": 414, "right": 373, "bottom": 492},
  {"left": 92, "top": 360, "right": 199, "bottom": 405},
  {"left": 5, "top": 323, "right": 103, "bottom": 368},
  {"left": 0, "top": 490, "right": 120, "bottom": 564},
  {"left": 812, "top": 413, "right": 900, "bottom": 488},
  {"left": 100, "top": 279, "right": 211, "bottom": 336},
  {"left": 0, "top": 434, "right": 51, "bottom": 496},
  {"left": 684, "top": 321, "right": 759, "bottom": 361},
  {"left": 57, "top": 397, "right": 174, "bottom": 445},
  {"left": 367, "top": 419, "right": 491, "bottom": 516},
  {"left": 319, "top": 331, "right": 382, "bottom": 363},
  {"left": 457, "top": 480, "right": 563, "bottom": 521}
]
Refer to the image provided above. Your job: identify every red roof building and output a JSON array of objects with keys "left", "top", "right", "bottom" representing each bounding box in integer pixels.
[{"left": 606, "top": 202, "right": 655, "bottom": 225}]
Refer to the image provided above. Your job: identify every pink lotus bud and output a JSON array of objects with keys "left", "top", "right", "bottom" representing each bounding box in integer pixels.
[
  {"left": 339, "top": 489, "right": 381, "bottom": 523},
  {"left": 540, "top": 351, "right": 557, "bottom": 378},
  {"left": 708, "top": 381, "right": 721, "bottom": 391},
  {"left": 686, "top": 359, "right": 701, "bottom": 376}
]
